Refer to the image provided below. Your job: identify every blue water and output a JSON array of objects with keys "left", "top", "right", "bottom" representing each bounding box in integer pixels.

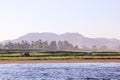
[{"left": 0, "top": 63, "right": 120, "bottom": 80}]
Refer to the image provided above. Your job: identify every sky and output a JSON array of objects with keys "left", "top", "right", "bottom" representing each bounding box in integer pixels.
[{"left": 0, "top": 0, "right": 120, "bottom": 41}]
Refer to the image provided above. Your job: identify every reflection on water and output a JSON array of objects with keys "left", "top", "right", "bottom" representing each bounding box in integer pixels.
[{"left": 0, "top": 63, "right": 120, "bottom": 80}]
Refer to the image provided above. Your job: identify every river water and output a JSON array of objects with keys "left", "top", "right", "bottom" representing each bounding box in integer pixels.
[{"left": 0, "top": 63, "right": 120, "bottom": 80}]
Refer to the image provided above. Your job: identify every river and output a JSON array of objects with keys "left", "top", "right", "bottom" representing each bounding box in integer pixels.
[{"left": 0, "top": 63, "right": 120, "bottom": 80}]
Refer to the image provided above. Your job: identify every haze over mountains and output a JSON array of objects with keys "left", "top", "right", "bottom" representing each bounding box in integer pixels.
[{"left": 2, "top": 32, "right": 120, "bottom": 49}]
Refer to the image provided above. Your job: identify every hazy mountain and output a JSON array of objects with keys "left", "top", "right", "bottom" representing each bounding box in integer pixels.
[{"left": 2, "top": 32, "right": 120, "bottom": 49}]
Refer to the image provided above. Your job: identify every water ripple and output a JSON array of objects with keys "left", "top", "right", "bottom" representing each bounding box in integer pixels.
[{"left": 0, "top": 63, "right": 120, "bottom": 80}]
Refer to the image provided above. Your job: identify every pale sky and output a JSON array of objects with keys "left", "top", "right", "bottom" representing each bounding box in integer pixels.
[{"left": 0, "top": 0, "right": 120, "bottom": 41}]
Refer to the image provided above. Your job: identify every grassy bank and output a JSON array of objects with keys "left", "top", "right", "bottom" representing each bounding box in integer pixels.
[{"left": 0, "top": 51, "right": 120, "bottom": 60}]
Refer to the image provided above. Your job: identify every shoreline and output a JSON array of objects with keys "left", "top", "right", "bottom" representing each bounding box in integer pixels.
[{"left": 0, "top": 59, "right": 120, "bottom": 64}]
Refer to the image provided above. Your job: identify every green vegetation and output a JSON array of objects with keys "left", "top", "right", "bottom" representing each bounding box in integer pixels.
[
  {"left": 0, "top": 51, "right": 120, "bottom": 60},
  {"left": 0, "top": 40, "right": 79, "bottom": 51}
]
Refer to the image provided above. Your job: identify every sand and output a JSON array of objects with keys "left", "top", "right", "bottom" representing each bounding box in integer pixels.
[{"left": 0, "top": 59, "right": 120, "bottom": 64}]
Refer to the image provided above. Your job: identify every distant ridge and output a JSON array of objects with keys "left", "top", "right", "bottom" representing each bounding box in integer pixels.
[{"left": 2, "top": 32, "right": 120, "bottom": 49}]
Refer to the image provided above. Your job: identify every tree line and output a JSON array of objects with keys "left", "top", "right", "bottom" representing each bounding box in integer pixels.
[{"left": 0, "top": 40, "right": 79, "bottom": 51}]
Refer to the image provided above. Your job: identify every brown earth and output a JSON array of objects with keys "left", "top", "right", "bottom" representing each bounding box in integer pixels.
[{"left": 0, "top": 59, "right": 120, "bottom": 64}]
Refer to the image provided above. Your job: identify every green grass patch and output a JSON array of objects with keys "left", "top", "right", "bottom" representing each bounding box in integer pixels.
[{"left": 0, "top": 52, "right": 120, "bottom": 60}]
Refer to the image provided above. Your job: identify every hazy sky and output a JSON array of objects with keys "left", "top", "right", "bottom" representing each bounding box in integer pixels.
[{"left": 0, "top": 0, "right": 120, "bottom": 41}]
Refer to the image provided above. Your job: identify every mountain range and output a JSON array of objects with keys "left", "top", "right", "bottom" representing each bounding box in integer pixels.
[{"left": 2, "top": 32, "right": 120, "bottom": 49}]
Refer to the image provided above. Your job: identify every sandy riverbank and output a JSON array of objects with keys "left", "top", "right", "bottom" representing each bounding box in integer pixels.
[{"left": 0, "top": 59, "right": 120, "bottom": 64}]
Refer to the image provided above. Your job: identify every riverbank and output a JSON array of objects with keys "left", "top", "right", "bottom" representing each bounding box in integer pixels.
[{"left": 0, "top": 59, "right": 120, "bottom": 64}]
